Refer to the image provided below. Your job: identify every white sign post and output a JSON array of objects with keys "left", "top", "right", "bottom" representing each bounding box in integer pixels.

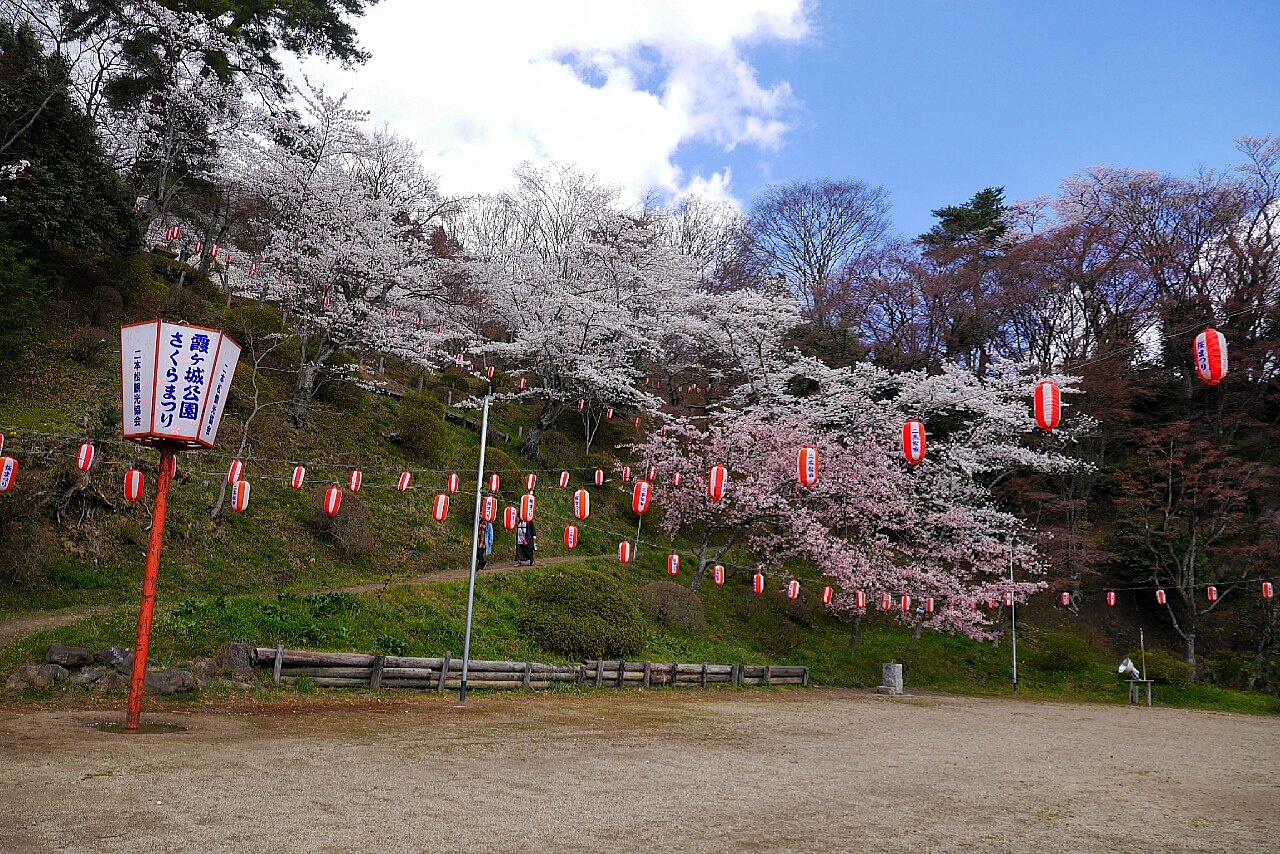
[{"left": 119, "top": 321, "right": 240, "bottom": 731}]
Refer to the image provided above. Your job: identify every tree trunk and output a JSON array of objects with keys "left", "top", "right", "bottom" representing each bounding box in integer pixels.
[
  {"left": 848, "top": 613, "right": 863, "bottom": 652},
  {"left": 520, "top": 398, "right": 564, "bottom": 460},
  {"left": 1184, "top": 632, "right": 1196, "bottom": 680},
  {"left": 690, "top": 525, "right": 711, "bottom": 592}
]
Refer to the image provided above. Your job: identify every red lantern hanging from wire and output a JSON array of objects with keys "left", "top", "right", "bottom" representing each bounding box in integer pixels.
[
  {"left": 572, "top": 488, "right": 590, "bottom": 520},
  {"left": 607, "top": 408, "right": 614, "bottom": 419},
  {"left": 431, "top": 493, "right": 449, "bottom": 522},
  {"left": 77, "top": 442, "right": 95, "bottom": 472},
  {"left": 1207, "top": 585, "right": 1218, "bottom": 602},
  {"left": 230, "top": 479, "right": 250, "bottom": 512},
  {"left": 903, "top": 420, "right": 926, "bottom": 465},
  {"left": 752, "top": 572, "right": 765, "bottom": 595},
  {"left": 227, "top": 458, "right": 244, "bottom": 483},
  {"left": 519, "top": 492, "right": 536, "bottom": 522},
  {"left": 1034, "top": 381, "right": 1061, "bottom": 432},
  {"left": 901, "top": 594, "right": 912, "bottom": 613},
  {"left": 291, "top": 465, "right": 306, "bottom": 490},
  {"left": 526, "top": 473, "right": 537, "bottom": 492},
  {"left": 713, "top": 565, "right": 724, "bottom": 586},
  {"left": 482, "top": 496, "right": 497, "bottom": 522},
  {"left": 448, "top": 473, "right": 460, "bottom": 494},
  {"left": 632, "top": 480, "right": 651, "bottom": 515},
  {"left": 564, "top": 525, "right": 578, "bottom": 550},
  {"left": 1003, "top": 591, "right": 1014, "bottom": 607},
  {"left": 797, "top": 446, "right": 818, "bottom": 487},
  {"left": 577, "top": 398, "right": 585, "bottom": 411},
  {"left": 488, "top": 473, "right": 500, "bottom": 493},
  {"left": 559, "top": 471, "right": 569, "bottom": 488},
  {"left": 324, "top": 485, "right": 342, "bottom": 516},
  {"left": 348, "top": 470, "right": 362, "bottom": 492},
  {"left": 1156, "top": 589, "right": 1167, "bottom": 605},
  {"left": 788, "top": 580, "right": 800, "bottom": 600},
  {"left": 1193, "top": 328, "right": 1228, "bottom": 385},
  {"left": 397, "top": 471, "right": 412, "bottom": 492},
  {"left": 1263, "top": 582, "right": 1274, "bottom": 600},
  {"left": 124, "top": 469, "right": 145, "bottom": 503},
  {"left": 924, "top": 597, "right": 935, "bottom": 614},
  {"left": 821, "top": 585, "right": 833, "bottom": 606},
  {"left": 707, "top": 465, "right": 727, "bottom": 501},
  {"left": 671, "top": 472, "right": 682, "bottom": 487},
  {"left": 621, "top": 465, "right": 631, "bottom": 483},
  {"left": 1060, "top": 591, "right": 1071, "bottom": 607},
  {"left": 486, "top": 365, "right": 495, "bottom": 380},
  {"left": 855, "top": 590, "right": 867, "bottom": 609},
  {"left": 519, "top": 377, "right": 527, "bottom": 390},
  {"left": 594, "top": 468, "right": 604, "bottom": 486},
  {"left": 503, "top": 506, "right": 518, "bottom": 530},
  {"left": 1106, "top": 590, "right": 1117, "bottom": 607},
  {"left": 619, "top": 541, "right": 633, "bottom": 563},
  {"left": 667, "top": 554, "right": 679, "bottom": 575},
  {"left": 633, "top": 416, "right": 641, "bottom": 429},
  {"left": 880, "top": 592, "right": 893, "bottom": 611}
]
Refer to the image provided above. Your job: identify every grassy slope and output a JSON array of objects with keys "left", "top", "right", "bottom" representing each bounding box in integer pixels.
[{"left": 1, "top": 269, "right": 1277, "bottom": 716}]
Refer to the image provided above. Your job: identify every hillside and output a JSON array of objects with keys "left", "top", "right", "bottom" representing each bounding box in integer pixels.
[{"left": 1, "top": 266, "right": 1276, "bottom": 715}]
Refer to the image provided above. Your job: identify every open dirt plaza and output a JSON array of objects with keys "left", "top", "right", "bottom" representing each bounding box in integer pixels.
[{"left": 1, "top": 689, "right": 1276, "bottom": 853}]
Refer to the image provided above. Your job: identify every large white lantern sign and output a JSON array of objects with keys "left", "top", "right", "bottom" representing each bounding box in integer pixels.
[{"left": 120, "top": 321, "right": 241, "bottom": 447}]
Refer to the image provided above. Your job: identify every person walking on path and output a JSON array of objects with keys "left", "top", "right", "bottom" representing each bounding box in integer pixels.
[
  {"left": 477, "top": 520, "right": 493, "bottom": 571},
  {"left": 514, "top": 518, "right": 537, "bottom": 565}
]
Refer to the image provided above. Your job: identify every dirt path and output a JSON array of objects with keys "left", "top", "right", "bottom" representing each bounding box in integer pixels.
[
  {"left": 1, "top": 690, "right": 1276, "bottom": 852},
  {"left": 340, "top": 552, "right": 608, "bottom": 594},
  {"left": 0, "top": 605, "right": 117, "bottom": 650}
]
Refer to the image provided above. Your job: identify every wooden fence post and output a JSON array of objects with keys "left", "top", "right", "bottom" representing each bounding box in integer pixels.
[
  {"left": 802, "top": 667, "right": 810, "bottom": 687},
  {"left": 273, "top": 644, "right": 284, "bottom": 684},
  {"left": 594, "top": 660, "right": 604, "bottom": 687},
  {"left": 437, "top": 652, "right": 451, "bottom": 693},
  {"left": 763, "top": 665, "right": 772, "bottom": 686},
  {"left": 616, "top": 660, "right": 625, "bottom": 688},
  {"left": 643, "top": 661, "right": 651, "bottom": 688},
  {"left": 669, "top": 662, "right": 678, "bottom": 687},
  {"left": 370, "top": 655, "right": 385, "bottom": 691},
  {"left": 522, "top": 661, "right": 532, "bottom": 689},
  {"left": 731, "top": 664, "right": 741, "bottom": 687},
  {"left": 700, "top": 662, "right": 708, "bottom": 688}
]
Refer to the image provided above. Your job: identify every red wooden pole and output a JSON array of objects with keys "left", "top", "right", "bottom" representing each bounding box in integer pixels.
[{"left": 125, "top": 443, "right": 176, "bottom": 731}]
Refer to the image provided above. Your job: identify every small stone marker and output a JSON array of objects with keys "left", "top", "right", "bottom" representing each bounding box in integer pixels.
[{"left": 877, "top": 662, "right": 903, "bottom": 695}]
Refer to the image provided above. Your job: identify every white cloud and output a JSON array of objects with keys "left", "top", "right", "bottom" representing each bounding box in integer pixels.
[{"left": 290, "top": 0, "right": 808, "bottom": 202}]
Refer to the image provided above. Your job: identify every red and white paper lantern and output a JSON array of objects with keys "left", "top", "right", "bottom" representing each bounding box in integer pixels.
[
  {"left": 488, "top": 473, "right": 500, "bottom": 493},
  {"left": 647, "top": 465, "right": 658, "bottom": 482},
  {"left": 518, "top": 377, "right": 527, "bottom": 390},
  {"left": 1034, "top": 380, "right": 1061, "bottom": 432},
  {"left": 577, "top": 399, "right": 585, "bottom": 411},
  {"left": 903, "top": 420, "right": 926, "bottom": 465},
  {"left": 519, "top": 492, "right": 536, "bottom": 522},
  {"left": 606, "top": 408, "right": 614, "bottom": 419},
  {"left": 559, "top": 470, "right": 570, "bottom": 488},
  {"left": 924, "top": 597, "right": 935, "bottom": 614},
  {"left": 1193, "top": 328, "right": 1228, "bottom": 386},
  {"left": 1207, "top": 585, "right": 1218, "bottom": 602},
  {"left": 503, "top": 506, "right": 518, "bottom": 530},
  {"left": 397, "top": 471, "right": 412, "bottom": 492},
  {"left": 1156, "top": 589, "right": 1167, "bottom": 605},
  {"left": 526, "top": 473, "right": 537, "bottom": 492},
  {"left": 855, "top": 590, "right": 867, "bottom": 609},
  {"left": 227, "top": 458, "right": 244, "bottom": 483},
  {"left": 713, "top": 565, "right": 725, "bottom": 586},
  {"left": 901, "top": 594, "right": 912, "bottom": 613},
  {"left": 324, "top": 486, "right": 342, "bottom": 517},
  {"left": 619, "top": 541, "right": 633, "bottom": 563},
  {"left": 572, "top": 489, "right": 590, "bottom": 520},
  {"left": 482, "top": 496, "right": 498, "bottom": 522},
  {"left": 1106, "top": 590, "right": 1117, "bottom": 607},
  {"left": 1003, "top": 591, "right": 1014, "bottom": 607},
  {"left": 1060, "top": 591, "right": 1071, "bottom": 607},
  {"left": 230, "top": 479, "right": 250, "bottom": 512},
  {"left": 788, "top": 580, "right": 801, "bottom": 600},
  {"left": 124, "top": 469, "right": 145, "bottom": 503},
  {"left": 797, "top": 446, "right": 818, "bottom": 487},
  {"left": 752, "top": 572, "right": 765, "bottom": 595},
  {"left": 486, "top": 365, "right": 495, "bottom": 380},
  {"left": 564, "top": 525, "right": 578, "bottom": 550},
  {"left": 291, "top": 466, "right": 306, "bottom": 489},
  {"left": 431, "top": 493, "right": 449, "bottom": 522},
  {"left": 880, "top": 592, "right": 893, "bottom": 611},
  {"left": 594, "top": 469, "right": 605, "bottom": 486},
  {"left": 348, "top": 470, "right": 362, "bottom": 492},
  {"left": 822, "top": 586, "right": 834, "bottom": 606},
  {"left": 1262, "top": 582, "right": 1274, "bottom": 599},
  {"left": 631, "top": 480, "right": 651, "bottom": 515},
  {"left": 621, "top": 465, "right": 631, "bottom": 483},
  {"left": 633, "top": 416, "right": 641, "bottom": 429},
  {"left": 671, "top": 472, "right": 682, "bottom": 487},
  {"left": 667, "top": 554, "right": 680, "bottom": 576},
  {"left": 448, "top": 473, "right": 460, "bottom": 494},
  {"left": 77, "top": 442, "right": 95, "bottom": 472},
  {"left": 707, "top": 465, "right": 727, "bottom": 501}
]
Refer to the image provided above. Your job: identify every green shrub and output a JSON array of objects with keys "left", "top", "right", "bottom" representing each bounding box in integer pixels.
[
  {"left": 517, "top": 568, "right": 645, "bottom": 658},
  {"left": 376, "top": 634, "right": 409, "bottom": 656},
  {"left": 309, "top": 489, "right": 375, "bottom": 560},
  {"left": 393, "top": 392, "right": 447, "bottom": 464},
  {"left": 1131, "top": 648, "right": 1192, "bottom": 686},
  {"left": 1027, "top": 630, "right": 1101, "bottom": 674},
  {"left": 641, "top": 581, "right": 705, "bottom": 633}
]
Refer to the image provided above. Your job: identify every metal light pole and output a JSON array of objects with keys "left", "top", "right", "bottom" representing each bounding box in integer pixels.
[
  {"left": 1010, "top": 544, "right": 1019, "bottom": 695},
  {"left": 458, "top": 395, "right": 491, "bottom": 704}
]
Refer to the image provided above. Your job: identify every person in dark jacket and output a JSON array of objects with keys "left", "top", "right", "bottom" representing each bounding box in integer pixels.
[{"left": 514, "top": 518, "right": 537, "bottom": 565}]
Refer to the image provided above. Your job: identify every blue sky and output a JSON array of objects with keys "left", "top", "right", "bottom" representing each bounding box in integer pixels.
[
  {"left": 301, "top": 1, "right": 1278, "bottom": 238},
  {"left": 699, "top": 1, "right": 1280, "bottom": 237}
]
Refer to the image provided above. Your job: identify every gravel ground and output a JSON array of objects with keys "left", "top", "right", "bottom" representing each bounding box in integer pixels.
[{"left": 1, "top": 689, "right": 1276, "bottom": 853}]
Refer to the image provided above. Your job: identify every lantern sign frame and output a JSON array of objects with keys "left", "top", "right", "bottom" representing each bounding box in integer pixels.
[{"left": 117, "top": 321, "right": 241, "bottom": 733}]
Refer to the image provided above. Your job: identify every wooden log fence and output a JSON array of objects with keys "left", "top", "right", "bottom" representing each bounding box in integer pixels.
[{"left": 251, "top": 648, "right": 809, "bottom": 692}]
